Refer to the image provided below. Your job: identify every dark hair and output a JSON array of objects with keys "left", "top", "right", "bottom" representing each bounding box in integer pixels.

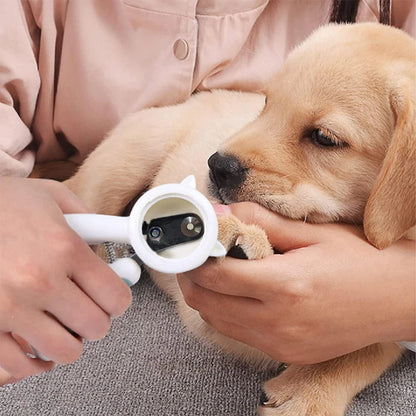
[{"left": 330, "top": 0, "right": 391, "bottom": 24}]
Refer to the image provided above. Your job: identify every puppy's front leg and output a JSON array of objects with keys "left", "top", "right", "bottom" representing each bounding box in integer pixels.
[{"left": 218, "top": 215, "right": 274, "bottom": 260}]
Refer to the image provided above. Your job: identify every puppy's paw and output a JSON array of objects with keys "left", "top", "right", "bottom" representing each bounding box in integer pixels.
[
  {"left": 258, "top": 368, "right": 345, "bottom": 416},
  {"left": 218, "top": 215, "right": 273, "bottom": 260}
]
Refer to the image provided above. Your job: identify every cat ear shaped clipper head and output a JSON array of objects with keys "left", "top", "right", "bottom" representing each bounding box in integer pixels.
[{"left": 128, "top": 175, "right": 226, "bottom": 275}]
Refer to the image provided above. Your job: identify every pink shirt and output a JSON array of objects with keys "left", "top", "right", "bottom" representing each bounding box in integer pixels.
[{"left": 1, "top": 0, "right": 414, "bottom": 176}]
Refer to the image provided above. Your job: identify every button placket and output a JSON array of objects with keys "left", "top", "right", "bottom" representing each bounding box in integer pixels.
[{"left": 170, "top": 9, "right": 198, "bottom": 100}]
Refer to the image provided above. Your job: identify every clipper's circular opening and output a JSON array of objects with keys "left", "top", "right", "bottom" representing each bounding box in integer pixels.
[{"left": 141, "top": 197, "right": 204, "bottom": 259}]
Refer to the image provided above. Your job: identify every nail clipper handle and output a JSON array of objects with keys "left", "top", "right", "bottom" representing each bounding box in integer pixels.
[{"left": 64, "top": 214, "right": 131, "bottom": 245}]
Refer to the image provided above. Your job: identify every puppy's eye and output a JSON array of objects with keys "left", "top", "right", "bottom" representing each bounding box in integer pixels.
[{"left": 311, "top": 129, "right": 342, "bottom": 148}]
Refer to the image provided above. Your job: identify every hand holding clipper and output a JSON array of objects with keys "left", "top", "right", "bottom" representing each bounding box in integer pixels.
[{"left": 31, "top": 176, "right": 225, "bottom": 361}]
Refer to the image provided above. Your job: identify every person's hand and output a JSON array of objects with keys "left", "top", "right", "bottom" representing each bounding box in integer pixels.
[
  {"left": 177, "top": 202, "right": 415, "bottom": 364},
  {"left": 0, "top": 177, "right": 132, "bottom": 384}
]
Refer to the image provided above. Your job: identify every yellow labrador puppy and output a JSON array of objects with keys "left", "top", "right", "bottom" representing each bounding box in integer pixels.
[{"left": 65, "top": 23, "right": 415, "bottom": 416}]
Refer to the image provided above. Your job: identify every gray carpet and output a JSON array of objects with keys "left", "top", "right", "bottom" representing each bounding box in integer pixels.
[{"left": 0, "top": 273, "right": 414, "bottom": 416}]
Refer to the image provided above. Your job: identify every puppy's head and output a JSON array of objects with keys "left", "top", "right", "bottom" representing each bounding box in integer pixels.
[{"left": 208, "top": 23, "right": 416, "bottom": 249}]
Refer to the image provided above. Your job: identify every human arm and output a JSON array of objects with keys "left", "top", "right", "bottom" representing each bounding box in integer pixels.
[
  {"left": 177, "top": 202, "right": 415, "bottom": 364},
  {"left": 0, "top": 177, "right": 132, "bottom": 384}
]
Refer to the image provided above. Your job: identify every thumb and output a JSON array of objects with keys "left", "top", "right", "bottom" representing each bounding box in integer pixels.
[{"left": 221, "top": 202, "right": 324, "bottom": 252}]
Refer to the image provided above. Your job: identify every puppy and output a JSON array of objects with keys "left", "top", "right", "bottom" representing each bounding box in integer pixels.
[{"left": 65, "top": 23, "right": 415, "bottom": 416}]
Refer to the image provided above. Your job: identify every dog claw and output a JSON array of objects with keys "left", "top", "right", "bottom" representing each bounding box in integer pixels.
[
  {"left": 226, "top": 244, "right": 248, "bottom": 259},
  {"left": 259, "top": 391, "right": 274, "bottom": 407}
]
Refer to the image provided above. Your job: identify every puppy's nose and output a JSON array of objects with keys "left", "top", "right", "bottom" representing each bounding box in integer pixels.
[{"left": 208, "top": 152, "right": 247, "bottom": 189}]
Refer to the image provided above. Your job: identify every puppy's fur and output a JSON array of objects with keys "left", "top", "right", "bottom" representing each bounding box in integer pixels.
[{"left": 64, "top": 23, "right": 415, "bottom": 415}]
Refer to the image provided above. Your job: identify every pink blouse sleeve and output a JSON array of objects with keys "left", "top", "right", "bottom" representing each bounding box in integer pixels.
[{"left": 0, "top": 1, "right": 40, "bottom": 176}]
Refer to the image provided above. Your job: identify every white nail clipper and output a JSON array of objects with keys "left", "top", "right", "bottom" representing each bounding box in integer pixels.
[
  {"left": 31, "top": 176, "right": 226, "bottom": 360},
  {"left": 66, "top": 175, "right": 226, "bottom": 285}
]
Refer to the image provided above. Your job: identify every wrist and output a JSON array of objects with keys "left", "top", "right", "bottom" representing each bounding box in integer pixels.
[{"left": 378, "top": 240, "right": 415, "bottom": 344}]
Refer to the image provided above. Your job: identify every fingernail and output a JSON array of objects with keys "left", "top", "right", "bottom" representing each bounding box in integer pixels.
[{"left": 213, "top": 204, "right": 231, "bottom": 216}]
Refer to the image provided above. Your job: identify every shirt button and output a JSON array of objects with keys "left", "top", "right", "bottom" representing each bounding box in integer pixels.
[{"left": 173, "top": 39, "right": 189, "bottom": 60}]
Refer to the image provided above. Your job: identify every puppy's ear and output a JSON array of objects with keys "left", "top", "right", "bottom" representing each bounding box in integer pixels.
[{"left": 364, "top": 86, "right": 416, "bottom": 249}]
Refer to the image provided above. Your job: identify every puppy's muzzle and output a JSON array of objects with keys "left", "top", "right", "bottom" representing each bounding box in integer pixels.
[{"left": 208, "top": 152, "right": 247, "bottom": 202}]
